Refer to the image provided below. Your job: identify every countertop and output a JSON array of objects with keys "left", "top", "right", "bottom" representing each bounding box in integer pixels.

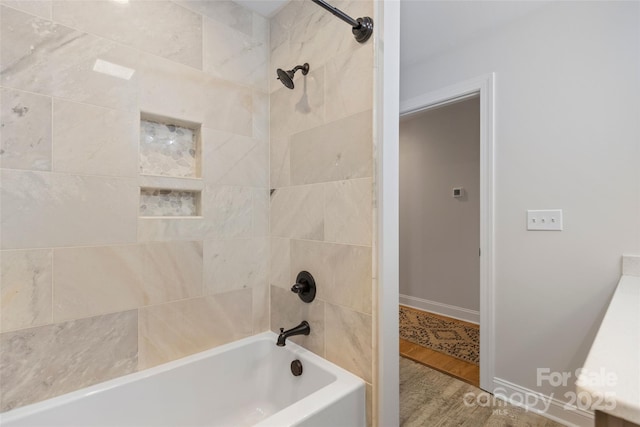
[{"left": 576, "top": 269, "right": 640, "bottom": 424}]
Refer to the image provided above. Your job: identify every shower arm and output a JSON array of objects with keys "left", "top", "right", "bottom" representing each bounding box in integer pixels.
[
  {"left": 309, "top": 0, "right": 373, "bottom": 43},
  {"left": 310, "top": 0, "right": 359, "bottom": 27}
]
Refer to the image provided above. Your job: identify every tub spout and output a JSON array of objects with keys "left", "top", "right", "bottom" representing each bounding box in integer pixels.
[{"left": 276, "top": 321, "right": 310, "bottom": 346}]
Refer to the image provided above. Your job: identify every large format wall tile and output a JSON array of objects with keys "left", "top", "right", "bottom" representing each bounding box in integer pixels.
[
  {"left": 325, "top": 45, "right": 374, "bottom": 123},
  {"left": 270, "top": 285, "right": 325, "bottom": 356},
  {"left": 324, "top": 178, "right": 373, "bottom": 246},
  {"left": 203, "top": 17, "right": 268, "bottom": 90},
  {"left": 1, "top": 170, "right": 138, "bottom": 249},
  {"left": 269, "top": 31, "right": 290, "bottom": 95},
  {"left": 269, "top": 0, "right": 317, "bottom": 46},
  {"left": 203, "top": 238, "right": 268, "bottom": 295},
  {"left": 174, "top": 0, "right": 254, "bottom": 38},
  {"left": 252, "top": 188, "right": 270, "bottom": 237},
  {"left": 270, "top": 185, "right": 324, "bottom": 240},
  {"left": 270, "top": 136, "right": 291, "bottom": 188},
  {"left": 138, "top": 53, "right": 252, "bottom": 137},
  {"left": 325, "top": 303, "right": 372, "bottom": 383},
  {"left": 0, "top": 87, "right": 52, "bottom": 171},
  {"left": 144, "top": 241, "right": 204, "bottom": 302},
  {"left": 290, "top": 240, "right": 372, "bottom": 315},
  {"left": 138, "top": 217, "right": 214, "bottom": 242},
  {"left": 138, "top": 290, "right": 252, "bottom": 369},
  {"left": 252, "top": 282, "right": 270, "bottom": 333},
  {"left": 0, "top": 6, "right": 138, "bottom": 112},
  {"left": 0, "top": 310, "right": 137, "bottom": 412},
  {"left": 53, "top": 242, "right": 203, "bottom": 321},
  {"left": 52, "top": 99, "right": 138, "bottom": 177},
  {"left": 202, "top": 128, "right": 268, "bottom": 187},
  {"left": 290, "top": 110, "right": 373, "bottom": 185},
  {"left": 270, "top": 238, "right": 290, "bottom": 289},
  {"left": 287, "top": 5, "right": 359, "bottom": 69},
  {"left": 52, "top": 0, "right": 202, "bottom": 69},
  {"left": 0, "top": 249, "right": 52, "bottom": 332},
  {"left": 53, "top": 245, "right": 143, "bottom": 321},
  {"left": 1, "top": 0, "right": 52, "bottom": 19},
  {"left": 252, "top": 90, "right": 269, "bottom": 141},
  {"left": 202, "top": 186, "right": 269, "bottom": 239},
  {"left": 204, "top": 186, "right": 254, "bottom": 238},
  {"left": 270, "top": 67, "right": 325, "bottom": 138}
]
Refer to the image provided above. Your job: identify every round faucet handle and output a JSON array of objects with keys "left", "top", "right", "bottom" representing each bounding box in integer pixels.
[
  {"left": 291, "top": 282, "right": 309, "bottom": 293},
  {"left": 291, "top": 272, "right": 317, "bottom": 303}
]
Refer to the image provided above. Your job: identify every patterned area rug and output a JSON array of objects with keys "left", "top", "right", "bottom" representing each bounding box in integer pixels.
[{"left": 399, "top": 306, "right": 479, "bottom": 365}]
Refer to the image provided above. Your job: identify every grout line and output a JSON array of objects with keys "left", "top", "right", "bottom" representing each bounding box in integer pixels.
[
  {"left": 2, "top": 240, "right": 205, "bottom": 253},
  {"left": 0, "top": 166, "right": 140, "bottom": 181},
  {"left": 322, "top": 299, "right": 327, "bottom": 358},
  {"left": 50, "top": 93, "right": 55, "bottom": 179},
  {"left": 0, "top": 166, "right": 269, "bottom": 190},
  {"left": 49, "top": 249, "right": 55, "bottom": 327},
  {"left": 321, "top": 299, "right": 373, "bottom": 319},
  {"left": 36, "top": 287, "right": 249, "bottom": 331},
  {"left": 0, "top": 84, "right": 139, "bottom": 114},
  {"left": 321, "top": 179, "right": 327, "bottom": 241},
  {"left": 136, "top": 308, "right": 142, "bottom": 371},
  {"left": 270, "top": 176, "right": 374, "bottom": 191},
  {"left": 275, "top": 236, "right": 373, "bottom": 249}
]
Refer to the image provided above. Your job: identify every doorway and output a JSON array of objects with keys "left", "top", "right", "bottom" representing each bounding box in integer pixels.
[
  {"left": 397, "top": 74, "right": 495, "bottom": 393},
  {"left": 399, "top": 95, "right": 481, "bottom": 386}
]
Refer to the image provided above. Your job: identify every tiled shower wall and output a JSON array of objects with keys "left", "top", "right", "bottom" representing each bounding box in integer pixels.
[
  {"left": 0, "top": 0, "right": 269, "bottom": 411},
  {"left": 268, "top": 0, "right": 375, "bottom": 424}
]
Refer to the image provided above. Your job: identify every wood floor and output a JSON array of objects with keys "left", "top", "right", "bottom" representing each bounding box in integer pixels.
[
  {"left": 400, "top": 357, "right": 564, "bottom": 427},
  {"left": 400, "top": 337, "right": 480, "bottom": 387}
]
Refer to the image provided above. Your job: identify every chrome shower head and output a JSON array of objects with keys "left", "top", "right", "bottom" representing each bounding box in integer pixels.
[{"left": 276, "top": 63, "right": 309, "bottom": 89}]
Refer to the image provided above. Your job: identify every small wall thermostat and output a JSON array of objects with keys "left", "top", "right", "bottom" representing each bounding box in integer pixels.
[{"left": 452, "top": 187, "right": 464, "bottom": 198}]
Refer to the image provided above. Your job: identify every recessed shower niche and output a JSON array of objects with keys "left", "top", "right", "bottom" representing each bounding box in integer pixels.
[
  {"left": 139, "top": 188, "right": 201, "bottom": 217},
  {"left": 139, "top": 114, "right": 202, "bottom": 217},
  {"left": 140, "top": 114, "right": 201, "bottom": 177}
]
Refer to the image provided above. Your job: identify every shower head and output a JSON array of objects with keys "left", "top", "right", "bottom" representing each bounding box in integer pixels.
[
  {"left": 276, "top": 68, "right": 295, "bottom": 89},
  {"left": 276, "top": 63, "right": 309, "bottom": 89}
]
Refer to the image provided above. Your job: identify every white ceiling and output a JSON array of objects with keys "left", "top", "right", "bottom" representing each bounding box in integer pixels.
[{"left": 233, "top": 0, "right": 549, "bottom": 67}]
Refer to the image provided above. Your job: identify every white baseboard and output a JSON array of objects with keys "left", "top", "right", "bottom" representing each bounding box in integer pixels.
[
  {"left": 492, "top": 377, "right": 594, "bottom": 427},
  {"left": 399, "top": 294, "right": 480, "bottom": 324}
]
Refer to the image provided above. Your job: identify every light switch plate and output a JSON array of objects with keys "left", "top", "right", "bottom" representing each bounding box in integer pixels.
[{"left": 527, "top": 209, "right": 563, "bottom": 231}]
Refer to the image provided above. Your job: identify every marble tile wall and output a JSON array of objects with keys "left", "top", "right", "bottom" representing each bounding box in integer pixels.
[
  {"left": 268, "top": 1, "right": 375, "bottom": 425},
  {"left": 0, "top": 0, "right": 269, "bottom": 411},
  {"left": 0, "top": 310, "right": 138, "bottom": 412}
]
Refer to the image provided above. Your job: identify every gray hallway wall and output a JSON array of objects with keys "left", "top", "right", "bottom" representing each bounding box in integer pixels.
[{"left": 400, "top": 97, "right": 480, "bottom": 315}]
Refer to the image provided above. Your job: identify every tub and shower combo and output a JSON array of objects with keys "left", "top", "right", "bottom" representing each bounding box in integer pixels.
[{"left": 1, "top": 1, "right": 373, "bottom": 425}]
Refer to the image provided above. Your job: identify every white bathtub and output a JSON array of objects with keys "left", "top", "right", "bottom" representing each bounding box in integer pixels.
[{"left": 0, "top": 332, "right": 366, "bottom": 427}]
